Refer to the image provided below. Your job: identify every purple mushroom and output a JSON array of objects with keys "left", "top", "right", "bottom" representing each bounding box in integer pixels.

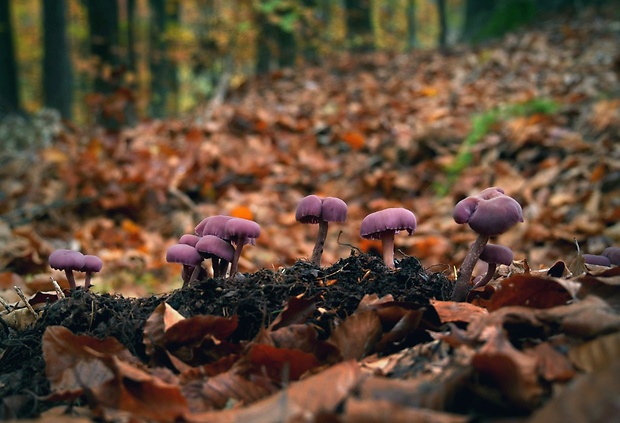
[
  {"left": 82, "top": 254, "right": 103, "bottom": 289},
  {"left": 602, "top": 247, "right": 620, "bottom": 266},
  {"left": 195, "top": 235, "right": 235, "bottom": 278},
  {"left": 202, "top": 215, "right": 234, "bottom": 238},
  {"left": 451, "top": 187, "right": 523, "bottom": 301},
  {"left": 360, "top": 208, "right": 417, "bottom": 269},
  {"left": 583, "top": 254, "right": 612, "bottom": 267},
  {"left": 296, "top": 195, "right": 348, "bottom": 267},
  {"left": 194, "top": 217, "right": 211, "bottom": 236},
  {"left": 49, "top": 249, "right": 86, "bottom": 290},
  {"left": 224, "top": 217, "right": 261, "bottom": 276},
  {"left": 472, "top": 244, "right": 513, "bottom": 289},
  {"left": 179, "top": 234, "right": 201, "bottom": 247},
  {"left": 166, "top": 243, "right": 204, "bottom": 288}
]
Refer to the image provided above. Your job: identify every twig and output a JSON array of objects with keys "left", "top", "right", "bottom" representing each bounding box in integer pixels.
[
  {"left": 50, "top": 277, "right": 65, "bottom": 299},
  {"left": 0, "top": 295, "right": 12, "bottom": 312},
  {"left": 14, "top": 286, "right": 38, "bottom": 318}
]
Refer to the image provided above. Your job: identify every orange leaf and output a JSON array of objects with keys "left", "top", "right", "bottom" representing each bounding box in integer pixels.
[
  {"left": 340, "top": 131, "right": 365, "bottom": 150},
  {"left": 230, "top": 205, "right": 254, "bottom": 220}
]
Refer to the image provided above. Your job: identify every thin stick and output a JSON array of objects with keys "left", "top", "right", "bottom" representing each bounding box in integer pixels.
[{"left": 14, "top": 286, "right": 38, "bottom": 318}]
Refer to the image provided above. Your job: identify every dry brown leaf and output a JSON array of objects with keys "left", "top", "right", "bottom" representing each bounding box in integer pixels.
[
  {"left": 528, "top": 358, "right": 620, "bottom": 423},
  {"left": 431, "top": 300, "right": 488, "bottom": 324},
  {"left": 143, "top": 302, "right": 185, "bottom": 364},
  {"left": 343, "top": 398, "right": 468, "bottom": 423},
  {"left": 328, "top": 309, "right": 383, "bottom": 360},
  {"left": 184, "top": 360, "right": 364, "bottom": 423},
  {"left": 568, "top": 331, "right": 620, "bottom": 373},
  {"left": 268, "top": 295, "right": 318, "bottom": 331},
  {"left": 525, "top": 342, "right": 575, "bottom": 383}
]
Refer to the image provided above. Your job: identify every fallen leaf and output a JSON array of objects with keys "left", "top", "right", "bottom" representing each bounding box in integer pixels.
[{"left": 328, "top": 309, "right": 383, "bottom": 360}]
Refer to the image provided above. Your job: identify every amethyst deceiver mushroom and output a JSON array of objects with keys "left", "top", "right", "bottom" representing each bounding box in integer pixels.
[
  {"left": 49, "top": 249, "right": 86, "bottom": 290},
  {"left": 202, "top": 215, "right": 234, "bottom": 238},
  {"left": 602, "top": 247, "right": 620, "bottom": 266},
  {"left": 82, "top": 255, "right": 103, "bottom": 289},
  {"left": 360, "top": 208, "right": 417, "bottom": 269},
  {"left": 179, "top": 234, "right": 201, "bottom": 247},
  {"left": 296, "top": 195, "right": 348, "bottom": 267},
  {"left": 224, "top": 218, "right": 261, "bottom": 276},
  {"left": 196, "top": 235, "right": 235, "bottom": 278},
  {"left": 583, "top": 254, "right": 612, "bottom": 267},
  {"left": 472, "top": 244, "right": 513, "bottom": 289},
  {"left": 194, "top": 217, "right": 211, "bottom": 236},
  {"left": 451, "top": 187, "right": 523, "bottom": 301},
  {"left": 166, "top": 243, "right": 204, "bottom": 288}
]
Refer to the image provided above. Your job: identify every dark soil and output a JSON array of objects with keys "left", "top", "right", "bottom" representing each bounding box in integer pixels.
[{"left": 0, "top": 252, "right": 452, "bottom": 419}]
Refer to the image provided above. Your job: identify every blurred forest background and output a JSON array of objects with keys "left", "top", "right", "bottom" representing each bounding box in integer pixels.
[{"left": 1, "top": 0, "right": 616, "bottom": 131}]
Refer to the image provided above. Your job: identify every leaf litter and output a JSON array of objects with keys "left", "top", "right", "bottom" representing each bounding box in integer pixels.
[{"left": 1, "top": 8, "right": 620, "bottom": 422}]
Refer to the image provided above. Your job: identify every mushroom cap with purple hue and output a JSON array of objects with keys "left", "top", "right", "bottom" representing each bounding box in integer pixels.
[
  {"left": 602, "top": 247, "right": 620, "bottom": 266},
  {"left": 179, "top": 234, "right": 201, "bottom": 247},
  {"left": 295, "top": 195, "right": 323, "bottom": 224},
  {"left": 82, "top": 255, "right": 103, "bottom": 273},
  {"left": 49, "top": 249, "right": 86, "bottom": 271},
  {"left": 194, "top": 217, "right": 211, "bottom": 236},
  {"left": 224, "top": 218, "right": 261, "bottom": 245},
  {"left": 453, "top": 187, "right": 523, "bottom": 236},
  {"left": 203, "top": 215, "right": 234, "bottom": 238},
  {"left": 321, "top": 197, "right": 348, "bottom": 222},
  {"left": 479, "top": 244, "right": 514, "bottom": 266},
  {"left": 195, "top": 235, "right": 235, "bottom": 262},
  {"left": 166, "top": 244, "right": 203, "bottom": 266},
  {"left": 583, "top": 254, "right": 612, "bottom": 267},
  {"left": 360, "top": 208, "right": 417, "bottom": 239}
]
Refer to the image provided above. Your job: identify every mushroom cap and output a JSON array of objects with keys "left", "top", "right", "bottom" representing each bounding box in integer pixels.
[
  {"left": 479, "top": 244, "right": 514, "bottom": 266},
  {"left": 179, "top": 234, "right": 201, "bottom": 247},
  {"left": 602, "top": 247, "right": 620, "bottom": 266},
  {"left": 194, "top": 217, "right": 210, "bottom": 236},
  {"left": 166, "top": 244, "right": 203, "bottom": 266},
  {"left": 82, "top": 255, "right": 103, "bottom": 273},
  {"left": 583, "top": 254, "right": 612, "bottom": 267},
  {"left": 321, "top": 197, "right": 348, "bottom": 222},
  {"left": 224, "top": 218, "right": 261, "bottom": 245},
  {"left": 49, "top": 249, "right": 86, "bottom": 271},
  {"left": 360, "top": 208, "right": 417, "bottom": 240},
  {"left": 202, "top": 215, "right": 234, "bottom": 238},
  {"left": 453, "top": 188, "right": 523, "bottom": 236},
  {"left": 195, "top": 235, "right": 235, "bottom": 262},
  {"left": 296, "top": 195, "right": 323, "bottom": 224}
]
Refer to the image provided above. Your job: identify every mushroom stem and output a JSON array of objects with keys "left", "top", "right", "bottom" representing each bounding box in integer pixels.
[
  {"left": 230, "top": 237, "right": 244, "bottom": 276},
  {"left": 472, "top": 263, "right": 496, "bottom": 289},
  {"left": 451, "top": 234, "right": 490, "bottom": 301},
  {"left": 211, "top": 257, "right": 220, "bottom": 278},
  {"left": 184, "top": 265, "right": 202, "bottom": 288},
  {"left": 84, "top": 273, "right": 93, "bottom": 290},
  {"left": 380, "top": 231, "right": 396, "bottom": 268},
  {"left": 64, "top": 269, "right": 77, "bottom": 290},
  {"left": 219, "top": 260, "right": 230, "bottom": 278},
  {"left": 310, "top": 220, "right": 329, "bottom": 267}
]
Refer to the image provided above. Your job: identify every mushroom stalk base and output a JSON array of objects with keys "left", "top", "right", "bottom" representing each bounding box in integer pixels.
[
  {"left": 451, "top": 234, "right": 490, "bottom": 301},
  {"left": 381, "top": 232, "right": 396, "bottom": 269},
  {"left": 65, "top": 269, "right": 77, "bottom": 290},
  {"left": 310, "top": 220, "right": 329, "bottom": 267}
]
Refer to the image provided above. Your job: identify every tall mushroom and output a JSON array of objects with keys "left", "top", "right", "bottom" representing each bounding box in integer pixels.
[
  {"left": 360, "top": 208, "right": 417, "bottom": 269},
  {"left": 82, "top": 254, "right": 103, "bottom": 289},
  {"left": 451, "top": 187, "right": 523, "bottom": 301},
  {"left": 49, "top": 249, "right": 86, "bottom": 290},
  {"left": 296, "top": 195, "right": 348, "bottom": 267},
  {"left": 166, "top": 243, "right": 204, "bottom": 288},
  {"left": 224, "top": 217, "right": 261, "bottom": 276},
  {"left": 195, "top": 235, "right": 236, "bottom": 278}
]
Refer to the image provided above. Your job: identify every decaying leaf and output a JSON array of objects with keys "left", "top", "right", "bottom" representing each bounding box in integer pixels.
[
  {"left": 568, "top": 330, "right": 620, "bottom": 373},
  {"left": 328, "top": 309, "right": 383, "bottom": 360}
]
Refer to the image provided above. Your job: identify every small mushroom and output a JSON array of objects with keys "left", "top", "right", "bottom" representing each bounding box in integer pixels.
[
  {"left": 194, "top": 217, "right": 211, "bottom": 236},
  {"left": 202, "top": 215, "right": 234, "bottom": 238},
  {"left": 179, "top": 234, "right": 201, "bottom": 247},
  {"left": 49, "top": 249, "right": 86, "bottom": 290},
  {"left": 451, "top": 187, "right": 523, "bottom": 301},
  {"left": 472, "top": 244, "right": 513, "bottom": 289},
  {"left": 82, "top": 255, "right": 103, "bottom": 289},
  {"left": 296, "top": 195, "right": 348, "bottom": 266},
  {"left": 602, "top": 247, "right": 620, "bottom": 266},
  {"left": 360, "top": 208, "right": 417, "bottom": 268},
  {"left": 224, "top": 218, "right": 261, "bottom": 276},
  {"left": 195, "top": 235, "right": 236, "bottom": 278},
  {"left": 166, "top": 243, "right": 204, "bottom": 288},
  {"left": 583, "top": 254, "right": 612, "bottom": 267}
]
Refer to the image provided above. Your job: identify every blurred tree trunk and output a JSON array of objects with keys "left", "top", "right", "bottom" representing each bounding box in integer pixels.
[
  {"left": 88, "top": 0, "right": 120, "bottom": 94},
  {"left": 301, "top": 0, "right": 319, "bottom": 64},
  {"left": 406, "top": 0, "right": 417, "bottom": 51},
  {"left": 42, "top": 0, "right": 73, "bottom": 119},
  {"left": 436, "top": 0, "right": 447, "bottom": 47},
  {"left": 126, "top": 0, "right": 137, "bottom": 72},
  {"left": 255, "top": 11, "right": 273, "bottom": 75},
  {"left": 149, "top": 0, "right": 179, "bottom": 117},
  {"left": 255, "top": 2, "right": 298, "bottom": 74},
  {"left": 0, "top": 0, "right": 19, "bottom": 116},
  {"left": 344, "top": 0, "right": 373, "bottom": 52},
  {"left": 462, "top": 0, "right": 495, "bottom": 42}
]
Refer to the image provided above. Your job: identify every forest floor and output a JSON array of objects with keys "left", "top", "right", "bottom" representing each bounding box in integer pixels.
[{"left": 1, "top": 7, "right": 620, "bottom": 422}]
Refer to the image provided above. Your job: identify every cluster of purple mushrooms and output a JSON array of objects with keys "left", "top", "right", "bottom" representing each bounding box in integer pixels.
[{"left": 48, "top": 187, "right": 620, "bottom": 302}]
